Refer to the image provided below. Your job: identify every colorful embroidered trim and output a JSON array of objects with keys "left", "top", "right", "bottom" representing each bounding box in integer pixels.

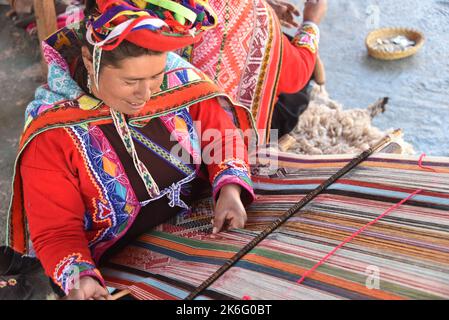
[
  {"left": 212, "top": 158, "right": 254, "bottom": 199},
  {"left": 212, "top": 158, "right": 251, "bottom": 182},
  {"left": 130, "top": 127, "right": 195, "bottom": 176},
  {"left": 67, "top": 125, "right": 141, "bottom": 254},
  {"left": 54, "top": 253, "right": 104, "bottom": 294},
  {"left": 111, "top": 109, "right": 161, "bottom": 198},
  {"left": 292, "top": 21, "right": 320, "bottom": 54}
]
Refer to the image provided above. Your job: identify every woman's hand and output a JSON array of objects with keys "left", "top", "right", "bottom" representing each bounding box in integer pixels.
[
  {"left": 63, "top": 276, "right": 110, "bottom": 300},
  {"left": 213, "top": 184, "right": 247, "bottom": 234},
  {"left": 303, "top": 0, "right": 328, "bottom": 25},
  {"left": 267, "top": 0, "right": 301, "bottom": 28}
]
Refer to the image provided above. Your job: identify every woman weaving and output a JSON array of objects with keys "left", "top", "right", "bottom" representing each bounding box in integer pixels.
[{"left": 5, "top": 0, "right": 256, "bottom": 299}]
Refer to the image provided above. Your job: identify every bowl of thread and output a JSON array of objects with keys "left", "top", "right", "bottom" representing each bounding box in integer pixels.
[{"left": 365, "top": 27, "right": 425, "bottom": 60}]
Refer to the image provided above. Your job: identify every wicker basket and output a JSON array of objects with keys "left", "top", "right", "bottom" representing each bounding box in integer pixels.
[{"left": 366, "top": 28, "right": 425, "bottom": 60}]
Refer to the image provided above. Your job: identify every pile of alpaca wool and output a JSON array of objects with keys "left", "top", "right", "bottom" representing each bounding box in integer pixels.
[{"left": 286, "top": 83, "right": 415, "bottom": 155}]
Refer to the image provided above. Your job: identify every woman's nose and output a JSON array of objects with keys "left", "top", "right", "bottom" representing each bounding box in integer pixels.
[{"left": 134, "top": 81, "right": 152, "bottom": 101}]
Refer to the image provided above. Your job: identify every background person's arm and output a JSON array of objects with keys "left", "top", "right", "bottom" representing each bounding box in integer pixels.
[{"left": 275, "top": 0, "right": 328, "bottom": 94}]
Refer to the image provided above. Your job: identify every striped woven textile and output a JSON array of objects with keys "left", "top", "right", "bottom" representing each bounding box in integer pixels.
[{"left": 100, "top": 151, "right": 449, "bottom": 300}]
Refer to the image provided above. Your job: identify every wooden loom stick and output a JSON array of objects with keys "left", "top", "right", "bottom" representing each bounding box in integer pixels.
[{"left": 185, "top": 129, "right": 403, "bottom": 300}]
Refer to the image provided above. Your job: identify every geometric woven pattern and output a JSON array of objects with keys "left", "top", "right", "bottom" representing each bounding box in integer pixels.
[
  {"left": 101, "top": 151, "right": 449, "bottom": 299},
  {"left": 189, "top": 0, "right": 283, "bottom": 142}
]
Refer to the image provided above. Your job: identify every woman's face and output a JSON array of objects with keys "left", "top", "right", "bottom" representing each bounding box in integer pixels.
[{"left": 83, "top": 47, "right": 167, "bottom": 115}]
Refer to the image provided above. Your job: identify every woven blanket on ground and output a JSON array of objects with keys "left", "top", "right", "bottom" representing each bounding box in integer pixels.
[{"left": 100, "top": 151, "right": 449, "bottom": 300}]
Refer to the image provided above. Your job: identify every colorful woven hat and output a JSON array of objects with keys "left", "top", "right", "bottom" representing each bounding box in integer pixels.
[
  {"left": 86, "top": 0, "right": 218, "bottom": 89},
  {"left": 88, "top": 0, "right": 218, "bottom": 52}
]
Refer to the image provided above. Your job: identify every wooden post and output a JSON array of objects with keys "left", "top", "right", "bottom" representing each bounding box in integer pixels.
[{"left": 33, "top": 0, "right": 57, "bottom": 75}]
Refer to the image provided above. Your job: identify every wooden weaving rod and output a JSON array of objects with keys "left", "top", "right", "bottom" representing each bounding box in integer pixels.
[{"left": 185, "top": 129, "right": 403, "bottom": 300}]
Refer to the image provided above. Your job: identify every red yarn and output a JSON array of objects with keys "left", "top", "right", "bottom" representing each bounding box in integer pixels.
[
  {"left": 296, "top": 189, "right": 422, "bottom": 285},
  {"left": 418, "top": 153, "right": 437, "bottom": 172}
]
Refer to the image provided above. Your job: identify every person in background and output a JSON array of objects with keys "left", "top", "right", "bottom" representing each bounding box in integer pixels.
[{"left": 183, "top": 0, "right": 328, "bottom": 142}]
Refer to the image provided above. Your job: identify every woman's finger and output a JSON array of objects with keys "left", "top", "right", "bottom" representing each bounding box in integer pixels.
[
  {"left": 64, "top": 289, "right": 84, "bottom": 300},
  {"left": 286, "top": 2, "right": 300, "bottom": 15},
  {"left": 288, "top": 19, "right": 299, "bottom": 27},
  {"left": 212, "top": 211, "right": 226, "bottom": 234},
  {"left": 230, "top": 218, "right": 245, "bottom": 229},
  {"left": 228, "top": 210, "right": 247, "bottom": 229},
  {"left": 281, "top": 21, "right": 298, "bottom": 29}
]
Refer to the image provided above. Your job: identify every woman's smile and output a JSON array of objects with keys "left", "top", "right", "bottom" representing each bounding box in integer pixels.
[{"left": 125, "top": 100, "right": 147, "bottom": 110}]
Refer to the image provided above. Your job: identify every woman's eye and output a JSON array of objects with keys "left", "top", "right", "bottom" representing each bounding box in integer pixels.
[{"left": 151, "top": 73, "right": 164, "bottom": 80}]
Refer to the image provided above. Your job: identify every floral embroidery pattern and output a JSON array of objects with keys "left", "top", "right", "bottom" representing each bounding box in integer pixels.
[
  {"left": 54, "top": 253, "right": 103, "bottom": 294},
  {"left": 292, "top": 22, "right": 320, "bottom": 54}
]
